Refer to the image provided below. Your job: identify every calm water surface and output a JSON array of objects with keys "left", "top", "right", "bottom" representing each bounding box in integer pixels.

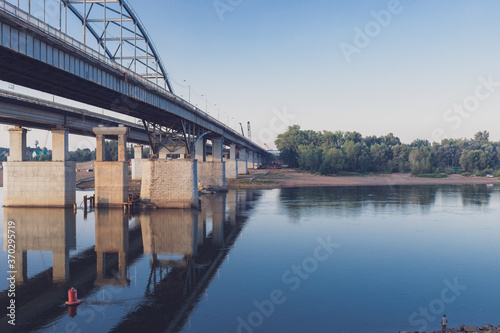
[{"left": 0, "top": 185, "right": 499, "bottom": 333}]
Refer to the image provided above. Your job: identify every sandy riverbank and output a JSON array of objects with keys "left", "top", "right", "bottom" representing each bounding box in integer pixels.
[
  {"left": 228, "top": 168, "right": 500, "bottom": 189},
  {"left": 2, "top": 167, "right": 499, "bottom": 190}
]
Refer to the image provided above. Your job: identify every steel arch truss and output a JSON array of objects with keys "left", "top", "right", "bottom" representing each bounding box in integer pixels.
[{"left": 59, "top": 0, "right": 173, "bottom": 91}]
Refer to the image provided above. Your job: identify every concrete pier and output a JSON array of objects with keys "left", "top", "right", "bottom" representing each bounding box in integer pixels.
[
  {"left": 3, "top": 126, "right": 76, "bottom": 207},
  {"left": 94, "top": 126, "right": 129, "bottom": 207},
  {"left": 198, "top": 161, "right": 226, "bottom": 188},
  {"left": 141, "top": 159, "right": 199, "bottom": 209}
]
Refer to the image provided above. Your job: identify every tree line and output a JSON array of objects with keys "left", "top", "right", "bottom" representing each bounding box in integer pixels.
[{"left": 275, "top": 126, "right": 500, "bottom": 176}]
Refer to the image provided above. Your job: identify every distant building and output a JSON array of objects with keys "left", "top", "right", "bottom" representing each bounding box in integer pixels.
[{"left": 267, "top": 150, "right": 280, "bottom": 157}]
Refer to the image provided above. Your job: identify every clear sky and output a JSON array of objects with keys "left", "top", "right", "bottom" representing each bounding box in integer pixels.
[{"left": 2, "top": 0, "right": 500, "bottom": 150}]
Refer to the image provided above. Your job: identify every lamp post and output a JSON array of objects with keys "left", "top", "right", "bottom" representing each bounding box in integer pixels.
[
  {"left": 183, "top": 80, "right": 191, "bottom": 102},
  {"left": 201, "top": 94, "right": 208, "bottom": 114},
  {"left": 214, "top": 104, "right": 220, "bottom": 120}
]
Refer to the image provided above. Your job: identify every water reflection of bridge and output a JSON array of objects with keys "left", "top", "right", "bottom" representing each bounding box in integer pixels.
[{"left": 0, "top": 190, "right": 260, "bottom": 332}]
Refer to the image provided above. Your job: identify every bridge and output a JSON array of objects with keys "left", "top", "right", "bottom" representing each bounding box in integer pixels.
[{"left": 0, "top": 0, "right": 267, "bottom": 208}]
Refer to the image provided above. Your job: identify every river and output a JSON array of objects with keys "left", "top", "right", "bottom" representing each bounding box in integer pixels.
[{"left": 0, "top": 185, "right": 499, "bottom": 332}]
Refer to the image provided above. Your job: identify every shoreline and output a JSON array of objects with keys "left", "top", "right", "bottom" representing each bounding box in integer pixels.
[
  {"left": 1, "top": 168, "right": 499, "bottom": 190},
  {"left": 228, "top": 168, "right": 500, "bottom": 189}
]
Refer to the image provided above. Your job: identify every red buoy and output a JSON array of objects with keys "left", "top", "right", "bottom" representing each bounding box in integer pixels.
[{"left": 65, "top": 287, "right": 82, "bottom": 306}]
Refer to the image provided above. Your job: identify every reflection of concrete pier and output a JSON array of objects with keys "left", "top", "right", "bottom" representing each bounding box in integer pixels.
[
  {"left": 3, "top": 208, "right": 76, "bottom": 283},
  {"left": 141, "top": 209, "right": 199, "bottom": 256},
  {"left": 94, "top": 209, "right": 130, "bottom": 287},
  {"left": 201, "top": 194, "right": 227, "bottom": 247},
  {"left": 109, "top": 191, "right": 261, "bottom": 333}
]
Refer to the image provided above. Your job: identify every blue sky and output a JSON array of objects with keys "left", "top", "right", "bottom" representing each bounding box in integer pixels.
[{"left": 2, "top": 0, "right": 500, "bottom": 149}]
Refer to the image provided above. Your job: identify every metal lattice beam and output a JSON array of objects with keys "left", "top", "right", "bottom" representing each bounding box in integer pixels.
[{"left": 58, "top": 0, "right": 173, "bottom": 92}]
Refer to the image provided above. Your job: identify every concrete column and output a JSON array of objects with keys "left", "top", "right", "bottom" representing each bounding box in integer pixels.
[
  {"left": 195, "top": 138, "right": 206, "bottom": 162},
  {"left": 212, "top": 138, "right": 223, "bottom": 162},
  {"left": 229, "top": 144, "right": 237, "bottom": 160},
  {"left": 248, "top": 151, "right": 254, "bottom": 169},
  {"left": 95, "top": 134, "right": 105, "bottom": 162},
  {"left": 51, "top": 128, "right": 69, "bottom": 162},
  {"left": 134, "top": 144, "right": 143, "bottom": 159},
  {"left": 131, "top": 145, "right": 144, "bottom": 180},
  {"left": 239, "top": 148, "right": 246, "bottom": 160},
  {"left": 238, "top": 148, "right": 248, "bottom": 175},
  {"left": 118, "top": 129, "right": 128, "bottom": 162},
  {"left": 8, "top": 126, "right": 27, "bottom": 161}
]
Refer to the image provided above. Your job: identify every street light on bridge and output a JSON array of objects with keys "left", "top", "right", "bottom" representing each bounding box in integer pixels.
[
  {"left": 183, "top": 80, "right": 191, "bottom": 102},
  {"left": 201, "top": 94, "right": 208, "bottom": 114}
]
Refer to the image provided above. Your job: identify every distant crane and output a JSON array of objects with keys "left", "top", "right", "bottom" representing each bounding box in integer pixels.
[
  {"left": 239, "top": 123, "right": 245, "bottom": 137},
  {"left": 247, "top": 122, "right": 252, "bottom": 140}
]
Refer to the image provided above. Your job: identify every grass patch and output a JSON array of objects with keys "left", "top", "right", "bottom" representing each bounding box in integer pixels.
[
  {"left": 234, "top": 179, "right": 276, "bottom": 184},
  {"left": 414, "top": 173, "right": 448, "bottom": 178},
  {"left": 335, "top": 171, "right": 362, "bottom": 177}
]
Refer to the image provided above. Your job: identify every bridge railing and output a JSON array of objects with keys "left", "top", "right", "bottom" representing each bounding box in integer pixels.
[{"left": 0, "top": 0, "right": 250, "bottom": 144}]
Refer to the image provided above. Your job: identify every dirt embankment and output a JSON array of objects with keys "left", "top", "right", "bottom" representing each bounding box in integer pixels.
[{"left": 228, "top": 168, "right": 500, "bottom": 189}]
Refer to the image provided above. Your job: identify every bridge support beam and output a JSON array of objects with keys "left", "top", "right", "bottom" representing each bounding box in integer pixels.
[
  {"left": 131, "top": 145, "right": 144, "bottom": 180},
  {"left": 238, "top": 148, "right": 248, "bottom": 175},
  {"left": 94, "top": 126, "right": 129, "bottom": 207},
  {"left": 226, "top": 144, "right": 238, "bottom": 179},
  {"left": 3, "top": 127, "right": 76, "bottom": 207},
  {"left": 141, "top": 159, "right": 199, "bottom": 209}
]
